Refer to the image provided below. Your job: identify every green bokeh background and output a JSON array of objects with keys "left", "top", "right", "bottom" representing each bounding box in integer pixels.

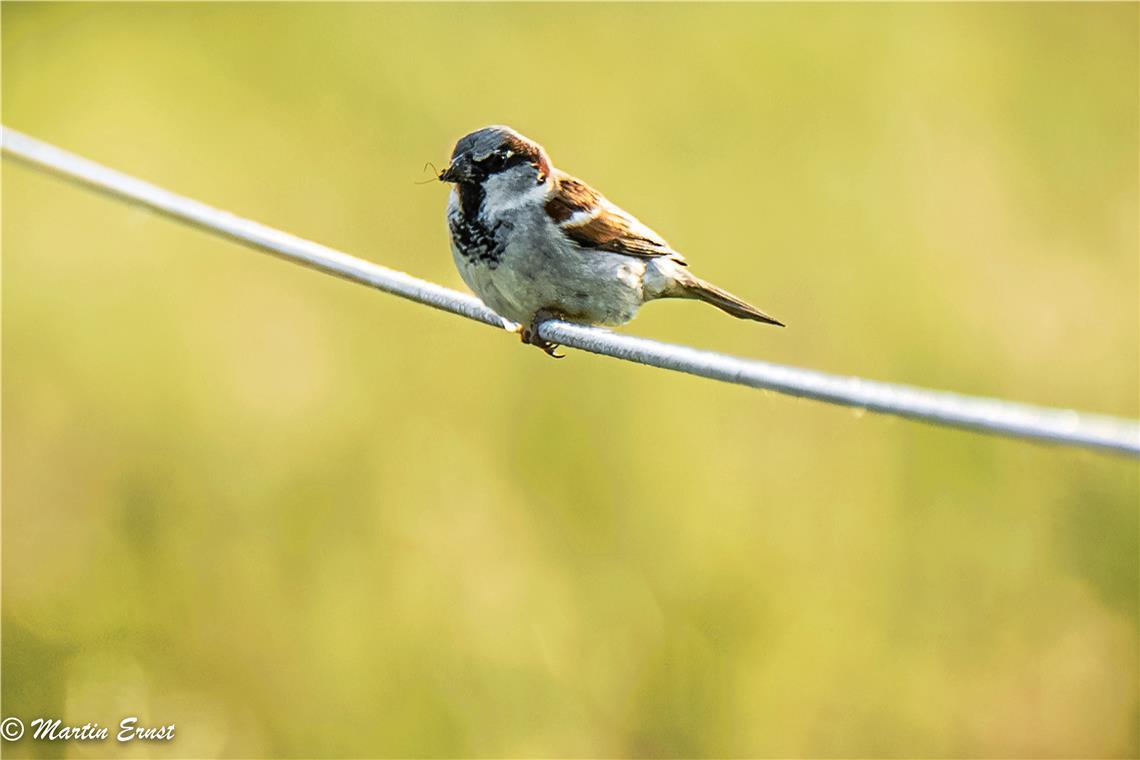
[{"left": 2, "top": 3, "right": 1137, "bottom": 757}]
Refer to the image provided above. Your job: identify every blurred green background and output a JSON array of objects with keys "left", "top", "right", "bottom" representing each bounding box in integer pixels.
[{"left": 3, "top": 3, "right": 1137, "bottom": 758}]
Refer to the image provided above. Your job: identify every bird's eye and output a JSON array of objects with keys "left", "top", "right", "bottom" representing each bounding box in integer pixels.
[{"left": 475, "top": 150, "right": 507, "bottom": 173}]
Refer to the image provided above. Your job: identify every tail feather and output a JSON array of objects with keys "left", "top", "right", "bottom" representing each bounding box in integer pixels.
[{"left": 672, "top": 272, "right": 785, "bottom": 327}]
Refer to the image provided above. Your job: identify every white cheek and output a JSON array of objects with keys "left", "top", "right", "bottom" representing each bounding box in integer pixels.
[{"left": 481, "top": 172, "right": 549, "bottom": 216}]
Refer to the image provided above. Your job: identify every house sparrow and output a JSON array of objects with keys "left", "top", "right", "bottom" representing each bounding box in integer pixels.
[{"left": 439, "top": 125, "right": 783, "bottom": 357}]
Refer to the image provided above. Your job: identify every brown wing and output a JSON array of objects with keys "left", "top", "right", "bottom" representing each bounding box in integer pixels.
[{"left": 544, "top": 171, "right": 687, "bottom": 264}]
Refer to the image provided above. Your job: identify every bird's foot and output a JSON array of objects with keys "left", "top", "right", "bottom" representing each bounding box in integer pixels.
[{"left": 518, "top": 310, "right": 565, "bottom": 359}]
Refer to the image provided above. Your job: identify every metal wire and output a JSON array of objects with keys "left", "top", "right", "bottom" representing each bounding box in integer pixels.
[{"left": 4, "top": 125, "right": 1137, "bottom": 457}]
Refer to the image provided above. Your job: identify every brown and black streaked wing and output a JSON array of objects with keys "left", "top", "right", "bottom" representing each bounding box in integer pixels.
[
  {"left": 544, "top": 173, "right": 687, "bottom": 264},
  {"left": 543, "top": 175, "right": 600, "bottom": 222}
]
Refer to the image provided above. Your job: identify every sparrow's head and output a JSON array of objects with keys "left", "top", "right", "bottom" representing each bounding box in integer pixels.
[{"left": 439, "top": 126, "right": 551, "bottom": 189}]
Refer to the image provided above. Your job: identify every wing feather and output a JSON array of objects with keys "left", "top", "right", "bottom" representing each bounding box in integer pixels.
[{"left": 544, "top": 171, "right": 687, "bottom": 264}]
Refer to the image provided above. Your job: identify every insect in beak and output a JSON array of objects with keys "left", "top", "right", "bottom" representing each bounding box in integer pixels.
[{"left": 414, "top": 162, "right": 443, "bottom": 185}]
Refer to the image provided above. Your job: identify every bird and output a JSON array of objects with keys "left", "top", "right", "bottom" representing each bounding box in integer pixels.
[{"left": 438, "top": 125, "right": 783, "bottom": 357}]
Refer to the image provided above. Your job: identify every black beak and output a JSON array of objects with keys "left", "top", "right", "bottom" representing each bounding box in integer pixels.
[{"left": 438, "top": 155, "right": 471, "bottom": 184}]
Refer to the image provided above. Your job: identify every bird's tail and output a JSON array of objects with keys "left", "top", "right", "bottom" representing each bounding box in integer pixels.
[{"left": 670, "top": 271, "right": 785, "bottom": 327}]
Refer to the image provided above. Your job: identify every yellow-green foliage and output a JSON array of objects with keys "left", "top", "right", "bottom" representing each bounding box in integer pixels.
[{"left": 2, "top": 4, "right": 1137, "bottom": 757}]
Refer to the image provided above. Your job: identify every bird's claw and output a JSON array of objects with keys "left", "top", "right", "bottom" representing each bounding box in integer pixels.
[{"left": 518, "top": 313, "right": 565, "bottom": 359}]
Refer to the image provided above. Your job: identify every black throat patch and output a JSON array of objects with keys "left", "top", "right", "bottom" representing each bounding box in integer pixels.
[
  {"left": 457, "top": 180, "right": 484, "bottom": 219},
  {"left": 450, "top": 181, "right": 507, "bottom": 268}
]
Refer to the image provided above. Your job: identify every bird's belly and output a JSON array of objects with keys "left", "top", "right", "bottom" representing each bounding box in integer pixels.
[
  {"left": 461, "top": 242, "right": 647, "bottom": 326},
  {"left": 494, "top": 243, "right": 647, "bottom": 328}
]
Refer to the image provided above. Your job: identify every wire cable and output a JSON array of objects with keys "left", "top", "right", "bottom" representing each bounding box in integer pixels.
[{"left": 3, "top": 126, "right": 1137, "bottom": 457}]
